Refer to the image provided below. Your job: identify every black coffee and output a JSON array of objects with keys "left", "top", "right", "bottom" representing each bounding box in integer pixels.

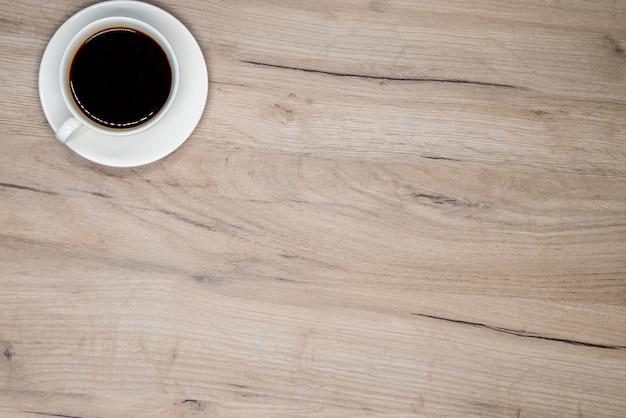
[{"left": 69, "top": 27, "right": 172, "bottom": 129}]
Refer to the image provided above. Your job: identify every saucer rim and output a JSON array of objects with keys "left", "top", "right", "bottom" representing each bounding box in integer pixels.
[{"left": 38, "top": 0, "right": 208, "bottom": 167}]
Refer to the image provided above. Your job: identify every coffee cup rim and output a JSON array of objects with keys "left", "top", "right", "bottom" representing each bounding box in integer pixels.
[{"left": 59, "top": 16, "right": 180, "bottom": 137}]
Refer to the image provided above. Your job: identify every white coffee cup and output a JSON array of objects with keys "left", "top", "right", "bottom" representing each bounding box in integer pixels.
[{"left": 56, "top": 16, "right": 179, "bottom": 143}]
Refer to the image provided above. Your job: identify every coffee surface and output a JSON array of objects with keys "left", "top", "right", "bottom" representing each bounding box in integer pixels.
[{"left": 69, "top": 27, "right": 172, "bottom": 129}]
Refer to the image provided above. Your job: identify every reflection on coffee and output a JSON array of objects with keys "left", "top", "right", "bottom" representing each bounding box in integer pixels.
[{"left": 69, "top": 27, "right": 172, "bottom": 129}]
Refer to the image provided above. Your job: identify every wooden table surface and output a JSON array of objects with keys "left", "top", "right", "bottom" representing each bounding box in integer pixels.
[{"left": 1, "top": 1, "right": 625, "bottom": 416}]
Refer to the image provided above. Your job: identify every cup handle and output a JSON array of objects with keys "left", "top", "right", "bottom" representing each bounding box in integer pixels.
[{"left": 55, "top": 117, "right": 82, "bottom": 143}]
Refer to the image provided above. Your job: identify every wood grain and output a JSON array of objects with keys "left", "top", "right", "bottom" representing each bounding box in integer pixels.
[{"left": 1, "top": 0, "right": 625, "bottom": 416}]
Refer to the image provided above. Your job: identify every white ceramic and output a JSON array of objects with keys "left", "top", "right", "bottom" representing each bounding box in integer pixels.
[
  {"left": 39, "top": 0, "right": 208, "bottom": 167},
  {"left": 56, "top": 16, "right": 180, "bottom": 142}
]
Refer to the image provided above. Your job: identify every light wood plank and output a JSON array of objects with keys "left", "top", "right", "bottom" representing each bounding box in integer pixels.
[{"left": 1, "top": 0, "right": 625, "bottom": 416}]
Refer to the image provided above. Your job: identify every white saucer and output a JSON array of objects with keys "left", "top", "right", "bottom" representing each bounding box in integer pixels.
[{"left": 39, "top": 0, "right": 208, "bottom": 167}]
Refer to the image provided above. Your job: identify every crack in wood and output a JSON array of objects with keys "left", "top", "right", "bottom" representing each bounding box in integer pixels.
[
  {"left": 25, "top": 412, "right": 86, "bottom": 418},
  {"left": 242, "top": 60, "right": 521, "bottom": 89},
  {"left": 412, "top": 313, "right": 626, "bottom": 350},
  {"left": 411, "top": 193, "right": 486, "bottom": 208},
  {"left": 157, "top": 209, "right": 243, "bottom": 233},
  {"left": 420, "top": 155, "right": 461, "bottom": 161},
  {"left": 0, "top": 182, "right": 57, "bottom": 195}
]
